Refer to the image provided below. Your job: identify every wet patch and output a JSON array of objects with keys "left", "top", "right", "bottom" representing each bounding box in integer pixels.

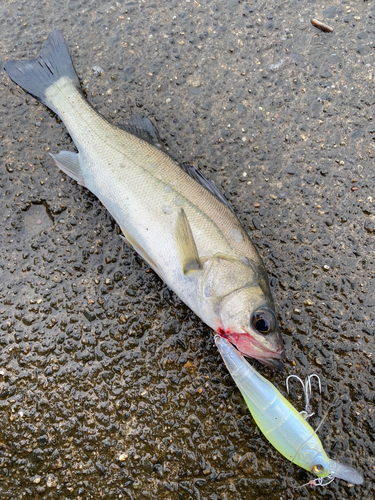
[{"left": 21, "top": 203, "right": 53, "bottom": 239}]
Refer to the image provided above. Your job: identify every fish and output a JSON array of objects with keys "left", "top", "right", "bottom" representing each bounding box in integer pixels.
[
  {"left": 4, "top": 30, "right": 284, "bottom": 369},
  {"left": 215, "top": 335, "right": 364, "bottom": 486}
]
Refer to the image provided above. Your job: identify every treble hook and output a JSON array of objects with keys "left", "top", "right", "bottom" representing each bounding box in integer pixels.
[{"left": 286, "top": 373, "right": 322, "bottom": 419}]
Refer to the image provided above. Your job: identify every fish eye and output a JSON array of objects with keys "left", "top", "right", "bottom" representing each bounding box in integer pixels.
[
  {"left": 313, "top": 464, "right": 324, "bottom": 474},
  {"left": 251, "top": 309, "right": 276, "bottom": 335}
]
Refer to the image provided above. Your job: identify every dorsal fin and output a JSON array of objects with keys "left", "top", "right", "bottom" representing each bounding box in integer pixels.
[
  {"left": 182, "top": 164, "right": 234, "bottom": 213},
  {"left": 116, "top": 118, "right": 233, "bottom": 213},
  {"left": 116, "top": 116, "right": 164, "bottom": 149}
]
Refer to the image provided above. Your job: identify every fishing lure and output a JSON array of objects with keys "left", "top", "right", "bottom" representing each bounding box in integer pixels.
[{"left": 215, "top": 336, "right": 363, "bottom": 486}]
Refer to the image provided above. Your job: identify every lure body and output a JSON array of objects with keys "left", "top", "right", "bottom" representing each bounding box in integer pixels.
[{"left": 215, "top": 336, "right": 363, "bottom": 484}]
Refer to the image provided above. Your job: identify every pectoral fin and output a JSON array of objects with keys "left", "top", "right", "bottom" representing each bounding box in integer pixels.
[
  {"left": 50, "top": 151, "right": 85, "bottom": 186},
  {"left": 175, "top": 209, "right": 201, "bottom": 274},
  {"left": 120, "top": 227, "right": 161, "bottom": 277}
]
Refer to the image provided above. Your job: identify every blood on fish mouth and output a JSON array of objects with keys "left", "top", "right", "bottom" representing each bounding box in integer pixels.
[{"left": 216, "top": 328, "right": 285, "bottom": 370}]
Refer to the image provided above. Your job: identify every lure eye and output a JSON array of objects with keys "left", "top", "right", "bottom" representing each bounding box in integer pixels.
[
  {"left": 313, "top": 464, "right": 324, "bottom": 474},
  {"left": 251, "top": 308, "right": 276, "bottom": 335}
]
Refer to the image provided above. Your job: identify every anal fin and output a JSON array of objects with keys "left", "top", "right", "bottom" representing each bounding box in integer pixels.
[
  {"left": 175, "top": 209, "right": 201, "bottom": 274},
  {"left": 120, "top": 227, "right": 161, "bottom": 277},
  {"left": 50, "top": 151, "right": 85, "bottom": 186}
]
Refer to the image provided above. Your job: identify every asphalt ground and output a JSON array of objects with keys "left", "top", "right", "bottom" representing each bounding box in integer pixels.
[{"left": 0, "top": 1, "right": 374, "bottom": 499}]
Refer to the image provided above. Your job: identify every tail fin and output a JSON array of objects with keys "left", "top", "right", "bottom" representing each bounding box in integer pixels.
[{"left": 4, "top": 30, "right": 79, "bottom": 112}]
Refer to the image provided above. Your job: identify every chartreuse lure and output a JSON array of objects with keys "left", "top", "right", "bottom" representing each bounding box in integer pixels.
[{"left": 215, "top": 336, "right": 363, "bottom": 486}]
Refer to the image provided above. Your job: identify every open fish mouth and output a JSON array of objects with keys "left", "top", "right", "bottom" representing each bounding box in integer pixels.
[{"left": 218, "top": 331, "right": 285, "bottom": 370}]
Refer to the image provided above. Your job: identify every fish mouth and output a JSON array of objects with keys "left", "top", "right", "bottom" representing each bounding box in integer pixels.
[{"left": 218, "top": 331, "right": 285, "bottom": 370}]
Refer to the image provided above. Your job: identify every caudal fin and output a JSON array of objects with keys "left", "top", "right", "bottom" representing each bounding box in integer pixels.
[{"left": 4, "top": 29, "right": 79, "bottom": 112}]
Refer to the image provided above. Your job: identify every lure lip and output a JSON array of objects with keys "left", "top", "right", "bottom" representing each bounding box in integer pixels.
[{"left": 329, "top": 459, "right": 364, "bottom": 485}]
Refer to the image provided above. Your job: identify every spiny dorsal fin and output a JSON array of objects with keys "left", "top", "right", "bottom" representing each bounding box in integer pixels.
[
  {"left": 182, "top": 164, "right": 234, "bottom": 213},
  {"left": 116, "top": 116, "right": 164, "bottom": 149},
  {"left": 175, "top": 209, "right": 201, "bottom": 274},
  {"left": 116, "top": 118, "right": 233, "bottom": 214}
]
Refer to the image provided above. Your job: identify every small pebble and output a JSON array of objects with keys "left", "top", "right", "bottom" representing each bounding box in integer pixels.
[
  {"left": 46, "top": 474, "right": 58, "bottom": 488},
  {"left": 92, "top": 66, "right": 104, "bottom": 75},
  {"left": 52, "top": 458, "right": 63, "bottom": 469}
]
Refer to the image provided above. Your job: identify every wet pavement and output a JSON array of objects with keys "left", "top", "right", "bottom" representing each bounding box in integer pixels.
[{"left": 0, "top": 0, "right": 374, "bottom": 499}]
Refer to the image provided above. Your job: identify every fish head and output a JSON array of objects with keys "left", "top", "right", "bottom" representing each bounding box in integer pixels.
[{"left": 215, "top": 284, "right": 284, "bottom": 370}]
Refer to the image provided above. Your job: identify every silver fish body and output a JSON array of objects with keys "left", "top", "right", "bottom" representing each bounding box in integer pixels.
[{"left": 5, "top": 30, "right": 284, "bottom": 368}]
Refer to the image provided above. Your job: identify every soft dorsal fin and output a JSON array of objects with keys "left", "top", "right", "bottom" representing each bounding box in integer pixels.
[
  {"left": 175, "top": 209, "right": 202, "bottom": 275},
  {"left": 116, "top": 118, "right": 232, "bottom": 213},
  {"left": 116, "top": 116, "right": 164, "bottom": 149},
  {"left": 117, "top": 118, "right": 233, "bottom": 213},
  {"left": 182, "top": 164, "right": 234, "bottom": 213}
]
